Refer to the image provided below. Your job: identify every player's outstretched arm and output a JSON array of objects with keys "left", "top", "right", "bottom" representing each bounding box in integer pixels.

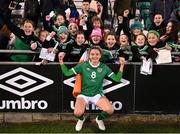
[
  {"left": 59, "top": 52, "right": 75, "bottom": 76},
  {"left": 109, "top": 57, "right": 125, "bottom": 82}
]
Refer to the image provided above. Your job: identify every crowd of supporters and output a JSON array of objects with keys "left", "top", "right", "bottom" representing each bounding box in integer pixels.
[{"left": 0, "top": 0, "right": 179, "bottom": 63}]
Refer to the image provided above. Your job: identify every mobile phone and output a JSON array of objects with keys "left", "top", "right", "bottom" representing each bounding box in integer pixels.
[{"left": 9, "top": 1, "right": 17, "bottom": 9}]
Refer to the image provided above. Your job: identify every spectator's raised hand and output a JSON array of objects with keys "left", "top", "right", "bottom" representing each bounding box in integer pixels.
[
  {"left": 97, "top": 2, "right": 103, "bottom": 14},
  {"left": 49, "top": 31, "right": 56, "bottom": 38},
  {"left": 90, "top": 0, "right": 98, "bottom": 13},
  {"left": 165, "top": 43, "right": 172, "bottom": 51},
  {"left": 31, "top": 42, "right": 38, "bottom": 50},
  {"left": 160, "top": 35, "right": 168, "bottom": 42},
  {"left": 153, "top": 48, "right": 159, "bottom": 52}
]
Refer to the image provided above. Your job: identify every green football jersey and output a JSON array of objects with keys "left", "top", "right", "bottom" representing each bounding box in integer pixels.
[{"left": 72, "top": 61, "right": 114, "bottom": 96}]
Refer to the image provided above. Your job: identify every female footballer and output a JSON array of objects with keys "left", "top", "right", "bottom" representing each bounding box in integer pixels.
[{"left": 59, "top": 46, "right": 125, "bottom": 131}]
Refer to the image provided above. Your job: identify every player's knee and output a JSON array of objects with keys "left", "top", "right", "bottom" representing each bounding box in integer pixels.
[
  {"left": 74, "top": 110, "right": 84, "bottom": 117},
  {"left": 105, "top": 106, "right": 114, "bottom": 115}
]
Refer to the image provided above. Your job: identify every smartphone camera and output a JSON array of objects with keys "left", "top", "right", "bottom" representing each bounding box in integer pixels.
[{"left": 9, "top": 1, "right": 21, "bottom": 10}]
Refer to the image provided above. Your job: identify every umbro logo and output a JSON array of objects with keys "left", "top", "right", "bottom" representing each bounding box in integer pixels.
[
  {"left": 0, "top": 67, "right": 54, "bottom": 96},
  {"left": 63, "top": 77, "right": 130, "bottom": 94}
]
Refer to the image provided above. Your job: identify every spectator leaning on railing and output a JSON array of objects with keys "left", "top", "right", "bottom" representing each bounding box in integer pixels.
[{"left": 0, "top": 8, "right": 41, "bottom": 62}]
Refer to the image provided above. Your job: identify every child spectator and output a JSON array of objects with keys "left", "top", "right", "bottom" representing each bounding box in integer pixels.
[
  {"left": 149, "top": 13, "right": 166, "bottom": 36},
  {"left": 131, "top": 33, "right": 148, "bottom": 62},
  {"left": 103, "top": 28, "right": 111, "bottom": 39},
  {"left": 38, "top": 30, "right": 57, "bottom": 50},
  {"left": 36, "top": 30, "right": 57, "bottom": 64},
  {"left": 89, "top": 27, "right": 103, "bottom": 47},
  {"left": 68, "top": 21, "right": 79, "bottom": 39},
  {"left": 92, "top": 16, "right": 103, "bottom": 29},
  {"left": 80, "top": 15, "right": 103, "bottom": 40},
  {"left": 1, "top": 9, "right": 41, "bottom": 61},
  {"left": 56, "top": 26, "right": 74, "bottom": 62},
  {"left": 103, "top": 32, "right": 120, "bottom": 63},
  {"left": 146, "top": 30, "right": 170, "bottom": 62},
  {"left": 130, "top": 21, "right": 144, "bottom": 41},
  {"left": 69, "top": 31, "right": 88, "bottom": 62},
  {"left": 118, "top": 34, "right": 131, "bottom": 61},
  {"left": 81, "top": 27, "right": 112, "bottom": 63},
  {"left": 52, "top": 13, "right": 67, "bottom": 33}
]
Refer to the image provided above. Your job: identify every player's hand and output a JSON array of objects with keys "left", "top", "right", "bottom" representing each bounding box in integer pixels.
[{"left": 58, "top": 52, "right": 65, "bottom": 64}]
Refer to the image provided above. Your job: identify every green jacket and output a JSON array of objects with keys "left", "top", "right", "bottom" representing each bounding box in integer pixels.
[{"left": 10, "top": 37, "right": 36, "bottom": 62}]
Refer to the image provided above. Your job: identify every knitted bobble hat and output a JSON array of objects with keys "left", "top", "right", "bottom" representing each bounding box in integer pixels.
[
  {"left": 90, "top": 27, "right": 102, "bottom": 38},
  {"left": 130, "top": 21, "right": 143, "bottom": 30},
  {"left": 57, "top": 26, "right": 69, "bottom": 36}
]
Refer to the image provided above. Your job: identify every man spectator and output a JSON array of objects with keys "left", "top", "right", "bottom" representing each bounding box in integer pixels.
[{"left": 150, "top": 0, "right": 175, "bottom": 23}]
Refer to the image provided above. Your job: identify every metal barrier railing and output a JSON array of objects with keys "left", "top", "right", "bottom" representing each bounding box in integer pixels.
[
  {"left": 0, "top": 50, "right": 38, "bottom": 54},
  {"left": 1, "top": 49, "right": 180, "bottom": 55}
]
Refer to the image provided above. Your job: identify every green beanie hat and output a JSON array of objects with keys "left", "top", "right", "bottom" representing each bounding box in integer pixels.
[
  {"left": 130, "top": 21, "right": 143, "bottom": 30},
  {"left": 148, "top": 30, "right": 160, "bottom": 38},
  {"left": 57, "top": 26, "right": 69, "bottom": 36}
]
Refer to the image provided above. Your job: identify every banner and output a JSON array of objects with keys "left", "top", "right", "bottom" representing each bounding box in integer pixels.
[
  {"left": 135, "top": 64, "right": 180, "bottom": 113},
  {"left": 0, "top": 65, "right": 62, "bottom": 112},
  {"left": 1, "top": 63, "right": 180, "bottom": 114}
]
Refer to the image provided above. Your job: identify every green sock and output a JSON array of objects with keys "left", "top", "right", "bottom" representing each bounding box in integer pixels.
[
  {"left": 75, "top": 115, "right": 84, "bottom": 120},
  {"left": 97, "top": 111, "right": 110, "bottom": 120}
]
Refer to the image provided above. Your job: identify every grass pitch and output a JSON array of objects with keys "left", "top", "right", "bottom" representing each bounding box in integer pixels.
[{"left": 0, "top": 121, "right": 180, "bottom": 133}]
